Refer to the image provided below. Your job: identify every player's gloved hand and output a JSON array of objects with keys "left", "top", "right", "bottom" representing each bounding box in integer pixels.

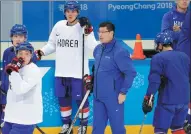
[
  {"left": 83, "top": 74, "right": 93, "bottom": 92},
  {"left": 142, "top": 94, "right": 154, "bottom": 114},
  {"left": 173, "top": 25, "right": 181, "bottom": 32},
  {"left": 78, "top": 17, "right": 93, "bottom": 35},
  {"left": 184, "top": 120, "right": 191, "bottom": 134},
  {"left": 5, "top": 57, "right": 24, "bottom": 75},
  {"left": 35, "top": 50, "right": 44, "bottom": 60}
]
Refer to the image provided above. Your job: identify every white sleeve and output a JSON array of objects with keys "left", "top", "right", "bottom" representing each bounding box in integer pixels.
[
  {"left": 85, "top": 31, "right": 98, "bottom": 50},
  {"left": 41, "top": 24, "right": 57, "bottom": 56},
  {"left": 9, "top": 70, "right": 41, "bottom": 95}
]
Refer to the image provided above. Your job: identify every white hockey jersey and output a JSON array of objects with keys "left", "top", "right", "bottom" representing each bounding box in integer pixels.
[
  {"left": 41, "top": 20, "right": 97, "bottom": 78},
  {"left": 4, "top": 63, "right": 43, "bottom": 125}
]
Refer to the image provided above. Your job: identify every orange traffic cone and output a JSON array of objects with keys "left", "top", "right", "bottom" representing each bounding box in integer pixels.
[{"left": 131, "top": 34, "right": 146, "bottom": 60}]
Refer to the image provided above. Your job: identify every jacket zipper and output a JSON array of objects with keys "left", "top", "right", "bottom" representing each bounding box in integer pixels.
[{"left": 95, "top": 46, "right": 105, "bottom": 98}]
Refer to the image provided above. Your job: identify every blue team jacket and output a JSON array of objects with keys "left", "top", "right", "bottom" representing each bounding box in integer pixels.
[
  {"left": 161, "top": 5, "right": 188, "bottom": 49},
  {"left": 93, "top": 39, "right": 136, "bottom": 99},
  {"left": 147, "top": 50, "right": 190, "bottom": 105}
]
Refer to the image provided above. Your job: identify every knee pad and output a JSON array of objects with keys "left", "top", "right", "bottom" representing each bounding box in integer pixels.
[
  {"left": 79, "top": 107, "right": 89, "bottom": 119},
  {"left": 171, "top": 127, "right": 186, "bottom": 134},
  {"left": 59, "top": 97, "right": 72, "bottom": 119},
  {"left": 78, "top": 107, "right": 89, "bottom": 126},
  {"left": 76, "top": 100, "right": 89, "bottom": 119},
  {"left": 60, "top": 106, "right": 72, "bottom": 118}
]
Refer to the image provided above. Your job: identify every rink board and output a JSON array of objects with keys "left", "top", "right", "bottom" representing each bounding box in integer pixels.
[{"left": 33, "top": 126, "right": 172, "bottom": 134}]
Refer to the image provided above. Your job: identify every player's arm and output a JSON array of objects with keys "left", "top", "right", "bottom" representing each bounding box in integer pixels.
[
  {"left": 78, "top": 17, "right": 93, "bottom": 35},
  {"left": 171, "top": 28, "right": 181, "bottom": 42},
  {"left": 161, "top": 13, "right": 172, "bottom": 32},
  {"left": 0, "top": 50, "right": 8, "bottom": 90},
  {"left": 9, "top": 69, "right": 41, "bottom": 95},
  {"left": 41, "top": 25, "right": 57, "bottom": 55},
  {"left": 142, "top": 56, "right": 162, "bottom": 114},
  {"left": 146, "top": 56, "right": 163, "bottom": 96},
  {"left": 161, "top": 13, "right": 181, "bottom": 42},
  {"left": 5, "top": 57, "right": 41, "bottom": 95},
  {"left": 85, "top": 31, "right": 98, "bottom": 50},
  {"left": 114, "top": 49, "right": 137, "bottom": 94},
  {"left": 35, "top": 24, "right": 57, "bottom": 60},
  {"left": 78, "top": 17, "right": 98, "bottom": 49}
]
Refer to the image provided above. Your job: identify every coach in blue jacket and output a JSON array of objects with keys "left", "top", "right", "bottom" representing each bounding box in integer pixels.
[{"left": 92, "top": 22, "right": 136, "bottom": 134}]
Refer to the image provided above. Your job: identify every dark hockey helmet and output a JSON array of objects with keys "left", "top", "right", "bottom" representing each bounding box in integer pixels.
[
  {"left": 64, "top": 1, "right": 80, "bottom": 13},
  {"left": 16, "top": 41, "right": 34, "bottom": 54},
  {"left": 154, "top": 31, "right": 173, "bottom": 50},
  {"left": 10, "top": 24, "right": 28, "bottom": 39}
]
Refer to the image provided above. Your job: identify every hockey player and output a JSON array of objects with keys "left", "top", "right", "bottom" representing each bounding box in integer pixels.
[
  {"left": 176, "top": 10, "right": 191, "bottom": 134},
  {"left": 0, "top": 24, "right": 37, "bottom": 127},
  {"left": 1, "top": 42, "right": 43, "bottom": 134},
  {"left": 161, "top": 0, "right": 190, "bottom": 49},
  {"left": 92, "top": 22, "right": 136, "bottom": 134},
  {"left": 142, "top": 31, "right": 190, "bottom": 134},
  {"left": 35, "top": 1, "right": 97, "bottom": 134}
]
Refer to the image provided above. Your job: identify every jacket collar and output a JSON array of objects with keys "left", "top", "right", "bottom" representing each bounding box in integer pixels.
[{"left": 101, "top": 39, "right": 116, "bottom": 52}]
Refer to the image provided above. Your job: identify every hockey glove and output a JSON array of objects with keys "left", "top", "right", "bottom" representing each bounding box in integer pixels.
[
  {"left": 35, "top": 50, "right": 44, "bottom": 60},
  {"left": 142, "top": 94, "right": 154, "bottom": 114},
  {"left": 5, "top": 57, "right": 24, "bottom": 75},
  {"left": 78, "top": 17, "right": 93, "bottom": 35},
  {"left": 184, "top": 120, "right": 191, "bottom": 134},
  {"left": 83, "top": 74, "right": 93, "bottom": 92}
]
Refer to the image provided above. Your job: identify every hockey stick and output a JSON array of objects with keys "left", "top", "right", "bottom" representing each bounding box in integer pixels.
[
  {"left": 80, "top": 26, "right": 85, "bottom": 134},
  {"left": 139, "top": 94, "right": 154, "bottom": 134},
  {"left": 67, "top": 90, "right": 91, "bottom": 134},
  {"left": 0, "top": 121, "right": 4, "bottom": 128},
  {"left": 0, "top": 88, "right": 5, "bottom": 129},
  {"left": 35, "top": 125, "right": 45, "bottom": 134},
  {"left": 139, "top": 114, "right": 147, "bottom": 134}
]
